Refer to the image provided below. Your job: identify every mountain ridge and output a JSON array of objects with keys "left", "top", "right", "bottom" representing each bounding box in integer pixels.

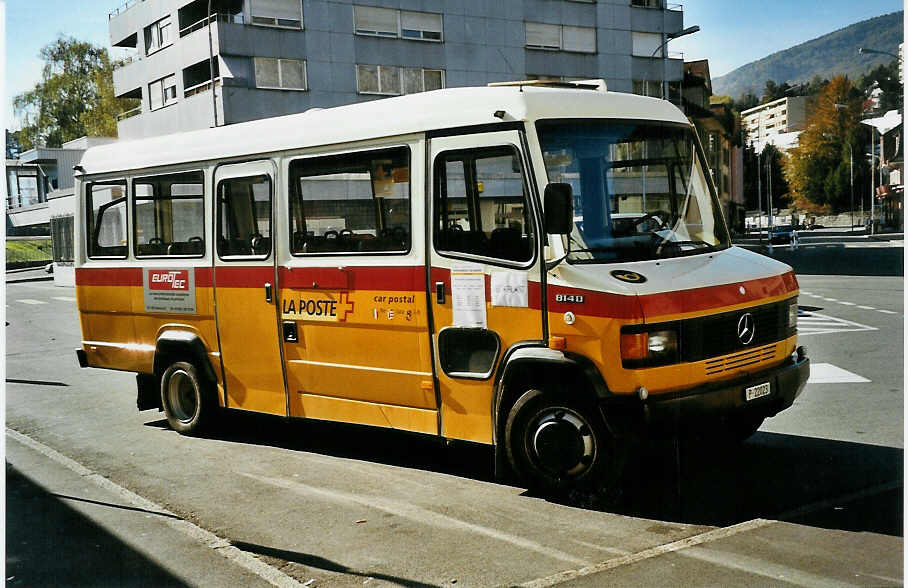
[{"left": 711, "top": 11, "right": 903, "bottom": 99}]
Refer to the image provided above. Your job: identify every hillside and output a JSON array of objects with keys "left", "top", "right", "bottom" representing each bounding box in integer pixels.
[{"left": 712, "top": 11, "right": 903, "bottom": 99}]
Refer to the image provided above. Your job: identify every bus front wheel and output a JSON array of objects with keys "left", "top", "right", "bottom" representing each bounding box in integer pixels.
[
  {"left": 160, "top": 361, "right": 214, "bottom": 435},
  {"left": 505, "top": 389, "right": 612, "bottom": 493}
]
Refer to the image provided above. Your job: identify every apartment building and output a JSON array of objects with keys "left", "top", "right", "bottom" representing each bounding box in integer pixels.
[
  {"left": 108, "top": 0, "right": 687, "bottom": 139},
  {"left": 741, "top": 96, "right": 808, "bottom": 150}
]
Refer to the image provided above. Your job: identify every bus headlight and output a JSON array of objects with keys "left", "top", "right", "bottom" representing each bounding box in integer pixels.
[
  {"left": 620, "top": 326, "right": 680, "bottom": 368},
  {"left": 788, "top": 299, "right": 798, "bottom": 329}
]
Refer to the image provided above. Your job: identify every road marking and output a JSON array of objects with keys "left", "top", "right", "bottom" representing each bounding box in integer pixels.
[
  {"left": 807, "top": 363, "right": 870, "bottom": 384},
  {"left": 857, "top": 305, "right": 876, "bottom": 310},
  {"left": 243, "top": 472, "right": 590, "bottom": 566},
  {"left": 17, "top": 299, "right": 47, "bottom": 305},
  {"left": 821, "top": 297, "right": 838, "bottom": 302},
  {"left": 52, "top": 296, "right": 76, "bottom": 302},
  {"left": 6, "top": 428, "right": 303, "bottom": 588},
  {"left": 797, "top": 310, "right": 877, "bottom": 337},
  {"left": 878, "top": 309, "right": 898, "bottom": 314},
  {"left": 838, "top": 301, "right": 855, "bottom": 306},
  {"left": 517, "top": 519, "right": 774, "bottom": 588}
]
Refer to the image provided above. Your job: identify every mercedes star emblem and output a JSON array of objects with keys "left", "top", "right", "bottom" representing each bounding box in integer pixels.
[{"left": 737, "top": 313, "right": 755, "bottom": 345}]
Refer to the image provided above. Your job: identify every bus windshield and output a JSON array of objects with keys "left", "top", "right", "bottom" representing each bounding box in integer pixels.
[{"left": 536, "top": 119, "right": 730, "bottom": 264}]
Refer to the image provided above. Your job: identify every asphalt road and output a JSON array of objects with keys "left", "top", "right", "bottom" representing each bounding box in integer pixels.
[{"left": 5, "top": 244, "right": 903, "bottom": 586}]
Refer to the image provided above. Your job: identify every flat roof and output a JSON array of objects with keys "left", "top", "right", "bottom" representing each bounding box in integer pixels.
[{"left": 79, "top": 86, "right": 689, "bottom": 176}]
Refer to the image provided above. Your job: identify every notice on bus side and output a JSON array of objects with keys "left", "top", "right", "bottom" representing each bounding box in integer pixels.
[
  {"left": 143, "top": 268, "right": 197, "bottom": 314},
  {"left": 451, "top": 265, "right": 486, "bottom": 328}
]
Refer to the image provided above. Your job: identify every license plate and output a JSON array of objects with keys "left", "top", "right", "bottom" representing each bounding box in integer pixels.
[{"left": 745, "top": 382, "right": 771, "bottom": 401}]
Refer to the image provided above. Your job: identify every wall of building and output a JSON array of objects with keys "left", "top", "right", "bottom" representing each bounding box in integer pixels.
[{"left": 112, "top": 0, "right": 687, "bottom": 139}]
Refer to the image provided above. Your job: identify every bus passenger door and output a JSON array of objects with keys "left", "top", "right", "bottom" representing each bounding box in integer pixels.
[
  {"left": 428, "top": 131, "right": 544, "bottom": 444},
  {"left": 278, "top": 144, "right": 437, "bottom": 435},
  {"left": 213, "top": 161, "right": 286, "bottom": 415}
]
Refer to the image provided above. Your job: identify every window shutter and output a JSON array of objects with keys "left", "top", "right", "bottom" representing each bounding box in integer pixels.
[
  {"left": 379, "top": 65, "right": 401, "bottom": 94},
  {"left": 423, "top": 69, "right": 443, "bottom": 91},
  {"left": 251, "top": 0, "right": 302, "bottom": 25},
  {"left": 255, "top": 58, "right": 280, "bottom": 87},
  {"left": 149, "top": 80, "right": 163, "bottom": 110},
  {"left": 632, "top": 32, "right": 662, "bottom": 57},
  {"left": 354, "top": 6, "right": 398, "bottom": 35},
  {"left": 402, "top": 68, "right": 422, "bottom": 94},
  {"left": 280, "top": 59, "right": 306, "bottom": 89},
  {"left": 563, "top": 26, "right": 595, "bottom": 53},
  {"left": 526, "top": 22, "right": 560, "bottom": 49},
  {"left": 401, "top": 11, "right": 441, "bottom": 35},
  {"left": 356, "top": 64, "right": 379, "bottom": 93}
]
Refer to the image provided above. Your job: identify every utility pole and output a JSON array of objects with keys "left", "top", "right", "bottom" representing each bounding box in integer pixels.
[{"left": 767, "top": 150, "right": 774, "bottom": 253}]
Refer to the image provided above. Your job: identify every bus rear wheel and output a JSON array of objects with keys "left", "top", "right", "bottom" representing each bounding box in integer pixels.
[
  {"left": 160, "top": 361, "right": 214, "bottom": 435},
  {"left": 505, "top": 389, "right": 611, "bottom": 494}
]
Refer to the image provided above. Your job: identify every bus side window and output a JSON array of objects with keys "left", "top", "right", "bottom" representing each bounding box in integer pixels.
[
  {"left": 217, "top": 175, "right": 272, "bottom": 258},
  {"left": 288, "top": 147, "right": 411, "bottom": 255},
  {"left": 87, "top": 181, "right": 128, "bottom": 259},
  {"left": 133, "top": 171, "right": 205, "bottom": 257},
  {"left": 434, "top": 146, "right": 534, "bottom": 263}
]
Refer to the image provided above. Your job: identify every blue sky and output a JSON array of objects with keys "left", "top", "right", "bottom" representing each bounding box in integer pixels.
[{"left": 4, "top": 1, "right": 904, "bottom": 130}]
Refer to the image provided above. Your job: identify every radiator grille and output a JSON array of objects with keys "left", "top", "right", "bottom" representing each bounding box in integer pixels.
[{"left": 704, "top": 343, "right": 777, "bottom": 376}]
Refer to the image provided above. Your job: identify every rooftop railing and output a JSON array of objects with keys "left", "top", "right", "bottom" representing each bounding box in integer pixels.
[
  {"left": 179, "top": 13, "right": 244, "bottom": 38},
  {"left": 184, "top": 78, "right": 222, "bottom": 98},
  {"left": 109, "top": 0, "right": 144, "bottom": 19},
  {"left": 116, "top": 106, "right": 142, "bottom": 121}
]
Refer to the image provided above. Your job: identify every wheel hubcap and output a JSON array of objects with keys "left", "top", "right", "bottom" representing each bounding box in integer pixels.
[
  {"left": 531, "top": 409, "right": 595, "bottom": 478},
  {"left": 168, "top": 370, "right": 197, "bottom": 423}
]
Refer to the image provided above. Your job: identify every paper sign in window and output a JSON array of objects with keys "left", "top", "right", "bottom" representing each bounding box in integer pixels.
[
  {"left": 491, "top": 272, "right": 528, "bottom": 307},
  {"left": 451, "top": 264, "right": 486, "bottom": 327}
]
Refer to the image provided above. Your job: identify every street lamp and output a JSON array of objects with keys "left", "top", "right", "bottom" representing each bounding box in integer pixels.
[
  {"left": 859, "top": 47, "right": 899, "bottom": 60},
  {"left": 650, "top": 25, "right": 700, "bottom": 100}
]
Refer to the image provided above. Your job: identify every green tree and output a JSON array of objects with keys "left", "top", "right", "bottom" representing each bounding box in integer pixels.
[
  {"left": 785, "top": 75, "right": 863, "bottom": 212},
  {"left": 13, "top": 36, "right": 136, "bottom": 149}
]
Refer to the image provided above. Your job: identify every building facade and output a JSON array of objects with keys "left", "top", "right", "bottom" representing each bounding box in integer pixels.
[
  {"left": 740, "top": 96, "right": 808, "bottom": 150},
  {"left": 109, "top": 0, "right": 687, "bottom": 139}
]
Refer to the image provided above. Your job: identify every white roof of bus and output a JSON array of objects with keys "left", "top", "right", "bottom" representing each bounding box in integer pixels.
[{"left": 79, "top": 85, "right": 689, "bottom": 176}]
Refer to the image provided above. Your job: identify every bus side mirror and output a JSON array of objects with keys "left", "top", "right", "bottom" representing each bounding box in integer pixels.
[{"left": 544, "top": 183, "right": 573, "bottom": 234}]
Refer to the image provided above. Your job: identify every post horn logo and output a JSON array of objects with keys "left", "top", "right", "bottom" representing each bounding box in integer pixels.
[
  {"left": 610, "top": 270, "right": 647, "bottom": 283},
  {"left": 737, "top": 312, "right": 755, "bottom": 345}
]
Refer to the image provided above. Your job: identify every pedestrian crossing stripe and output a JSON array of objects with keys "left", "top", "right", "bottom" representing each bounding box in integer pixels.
[
  {"left": 52, "top": 296, "right": 76, "bottom": 302},
  {"left": 797, "top": 309, "right": 877, "bottom": 336},
  {"left": 16, "top": 299, "right": 47, "bottom": 305},
  {"left": 807, "top": 363, "right": 871, "bottom": 384}
]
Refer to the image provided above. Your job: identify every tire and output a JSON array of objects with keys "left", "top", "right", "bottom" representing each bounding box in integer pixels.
[
  {"left": 725, "top": 413, "right": 765, "bottom": 442},
  {"left": 505, "top": 389, "right": 613, "bottom": 493},
  {"left": 160, "top": 361, "right": 214, "bottom": 435}
]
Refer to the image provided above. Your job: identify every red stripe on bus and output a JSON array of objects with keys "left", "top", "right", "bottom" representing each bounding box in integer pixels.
[
  {"left": 75, "top": 267, "right": 143, "bottom": 287},
  {"left": 279, "top": 266, "right": 424, "bottom": 291},
  {"left": 213, "top": 266, "right": 275, "bottom": 287},
  {"left": 637, "top": 272, "right": 797, "bottom": 319}
]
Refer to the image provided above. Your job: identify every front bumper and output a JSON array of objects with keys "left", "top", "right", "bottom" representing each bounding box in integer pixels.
[{"left": 603, "top": 347, "right": 810, "bottom": 435}]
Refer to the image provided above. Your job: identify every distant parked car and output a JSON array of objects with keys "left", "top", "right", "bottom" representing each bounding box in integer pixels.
[{"left": 769, "top": 224, "right": 795, "bottom": 244}]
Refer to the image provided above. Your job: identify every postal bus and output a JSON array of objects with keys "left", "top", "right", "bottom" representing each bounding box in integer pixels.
[{"left": 74, "top": 81, "right": 809, "bottom": 492}]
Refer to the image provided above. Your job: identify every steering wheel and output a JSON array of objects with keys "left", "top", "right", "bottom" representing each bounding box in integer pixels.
[{"left": 635, "top": 210, "right": 670, "bottom": 230}]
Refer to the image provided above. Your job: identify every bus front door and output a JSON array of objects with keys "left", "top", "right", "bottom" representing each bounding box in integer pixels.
[
  {"left": 213, "top": 161, "right": 287, "bottom": 415},
  {"left": 428, "top": 131, "right": 545, "bottom": 444}
]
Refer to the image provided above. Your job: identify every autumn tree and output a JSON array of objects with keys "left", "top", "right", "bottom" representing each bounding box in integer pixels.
[
  {"left": 13, "top": 36, "right": 136, "bottom": 149},
  {"left": 784, "top": 75, "right": 868, "bottom": 212}
]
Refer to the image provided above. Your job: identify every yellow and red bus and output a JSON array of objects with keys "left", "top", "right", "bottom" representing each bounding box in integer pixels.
[{"left": 74, "top": 81, "right": 808, "bottom": 491}]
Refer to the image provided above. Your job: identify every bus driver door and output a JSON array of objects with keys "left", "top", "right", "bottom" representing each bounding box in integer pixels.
[{"left": 213, "top": 160, "right": 286, "bottom": 415}]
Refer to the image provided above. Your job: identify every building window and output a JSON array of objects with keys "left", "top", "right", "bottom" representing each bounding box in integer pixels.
[
  {"left": 354, "top": 6, "right": 442, "bottom": 42},
  {"left": 631, "top": 0, "right": 661, "bottom": 7},
  {"left": 149, "top": 74, "right": 178, "bottom": 110},
  {"left": 525, "top": 22, "right": 595, "bottom": 53},
  {"left": 145, "top": 16, "right": 173, "bottom": 55},
  {"left": 133, "top": 171, "right": 205, "bottom": 258},
  {"left": 51, "top": 216, "right": 75, "bottom": 263},
  {"left": 356, "top": 65, "right": 444, "bottom": 95},
  {"left": 632, "top": 79, "right": 660, "bottom": 97},
  {"left": 250, "top": 0, "right": 303, "bottom": 29},
  {"left": 254, "top": 58, "right": 307, "bottom": 90},
  {"left": 632, "top": 32, "right": 662, "bottom": 57},
  {"left": 289, "top": 147, "right": 411, "bottom": 255}
]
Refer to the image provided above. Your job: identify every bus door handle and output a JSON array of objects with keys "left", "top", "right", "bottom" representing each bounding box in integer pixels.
[
  {"left": 264, "top": 282, "right": 273, "bottom": 304},
  {"left": 435, "top": 282, "right": 446, "bottom": 305}
]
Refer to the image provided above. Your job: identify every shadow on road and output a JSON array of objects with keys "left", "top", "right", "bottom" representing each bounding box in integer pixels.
[
  {"left": 150, "top": 412, "right": 903, "bottom": 537},
  {"left": 231, "top": 541, "right": 442, "bottom": 588},
  {"left": 754, "top": 246, "right": 903, "bottom": 277},
  {"left": 5, "top": 463, "right": 187, "bottom": 587}
]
